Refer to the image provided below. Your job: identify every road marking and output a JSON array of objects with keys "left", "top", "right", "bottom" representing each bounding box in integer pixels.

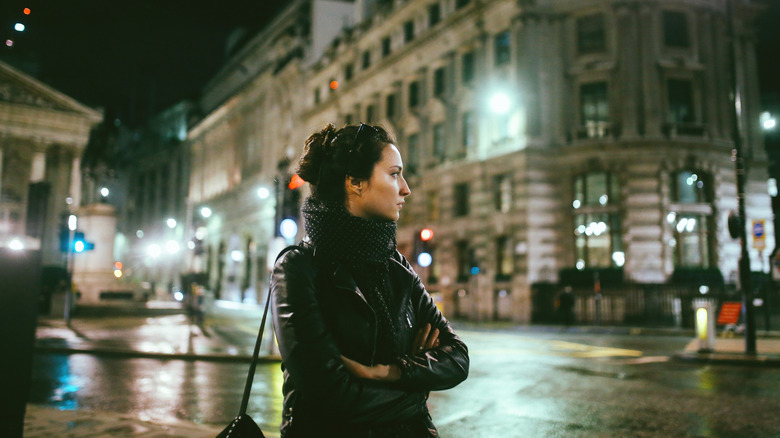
[
  {"left": 460, "top": 331, "right": 644, "bottom": 359},
  {"left": 549, "top": 340, "right": 643, "bottom": 358}
]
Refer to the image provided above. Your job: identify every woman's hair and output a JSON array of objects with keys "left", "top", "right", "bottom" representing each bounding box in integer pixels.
[{"left": 296, "top": 123, "right": 396, "bottom": 203}]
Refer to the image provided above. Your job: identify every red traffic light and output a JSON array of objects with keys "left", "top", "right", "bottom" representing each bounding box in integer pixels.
[
  {"left": 288, "top": 174, "right": 305, "bottom": 190},
  {"left": 420, "top": 228, "right": 433, "bottom": 241}
]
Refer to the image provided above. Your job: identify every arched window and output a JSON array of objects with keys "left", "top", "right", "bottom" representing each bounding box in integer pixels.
[
  {"left": 573, "top": 172, "right": 623, "bottom": 268},
  {"left": 668, "top": 170, "right": 714, "bottom": 268}
]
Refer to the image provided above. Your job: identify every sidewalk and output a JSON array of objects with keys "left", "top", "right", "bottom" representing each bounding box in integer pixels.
[
  {"left": 674, "top": 334, "right": 780, "bottom": 366},
  {"left": 34, "top": 300, "right": 280, "bottom": 363},
  {"left": 23, "top": 404, "right": 231, "bottom": 438}
]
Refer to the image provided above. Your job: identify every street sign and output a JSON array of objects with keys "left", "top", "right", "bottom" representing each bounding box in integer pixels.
[{"left": 752, "top": 219, "right": 765, "bottom": 250}]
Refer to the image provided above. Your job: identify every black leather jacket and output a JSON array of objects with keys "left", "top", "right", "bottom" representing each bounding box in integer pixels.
[{"left": 271, "top": 242, "right": 469, "bottom": 437}]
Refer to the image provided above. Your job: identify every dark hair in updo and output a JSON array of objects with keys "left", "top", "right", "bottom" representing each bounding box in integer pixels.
[{"left": 296, "top": 123, "right": 396, "bottom": 203}]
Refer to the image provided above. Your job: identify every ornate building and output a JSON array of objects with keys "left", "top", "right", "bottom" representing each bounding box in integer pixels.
[
  {"left": 0, "top": 60, "right": 101, "bottom": 267},
  {"left": 185, "top": 0, "right": 771, "bottom": 323}
]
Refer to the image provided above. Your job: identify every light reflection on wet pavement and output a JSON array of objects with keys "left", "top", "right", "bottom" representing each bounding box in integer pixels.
[{"left": 28, "top": 319, "right": 780, "bottom": 437}]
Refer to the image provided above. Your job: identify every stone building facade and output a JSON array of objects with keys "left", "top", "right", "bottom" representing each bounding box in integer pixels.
[
  {"left": 0, "top": 60, "right": 101, "bottom": 267},
  {"left": 185, "top": 0, "right": 771, "bottom": 322},
  {"left": 117, "top": 101, "right": 194, "bottom": 299}
]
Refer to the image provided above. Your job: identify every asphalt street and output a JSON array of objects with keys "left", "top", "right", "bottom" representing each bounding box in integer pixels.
[{"left": 26, "top": 312, "right": 780, "bottom": 437}]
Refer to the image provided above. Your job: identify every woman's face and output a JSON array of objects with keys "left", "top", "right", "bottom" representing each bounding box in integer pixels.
[{"left": 348, "top": 144, "right": 411, "bottom": 221}]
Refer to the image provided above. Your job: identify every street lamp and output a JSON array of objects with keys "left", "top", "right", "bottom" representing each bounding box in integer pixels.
[
  {"left": 8, "top": 238, "right": 24, "bottom": 251},
  {"left": 257, "top": 187, "right": 270, "bottom": 199},
  {"left": 489, "top": 92, "right": 512, "bottom": 115},
  {"left": 761, "top": 111, "right": 776, "bottom": 130},
  {"left": 166, "top": 218, "right": 177, "bottom": 229},
  {"left": 726, "top": 0, "right": 756, "bottom": 354},
  {"left": 200, "top": 207, "right": 212, "bottom": 218}
]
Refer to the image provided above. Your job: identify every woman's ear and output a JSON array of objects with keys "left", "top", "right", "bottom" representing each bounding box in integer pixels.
[{"left": 345, "top": 176, "right": 363, "bottom": 196}]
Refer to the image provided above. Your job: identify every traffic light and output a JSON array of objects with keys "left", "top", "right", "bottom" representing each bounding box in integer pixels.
[
  {"left": 276, "top": 173, "right": 302, "bottom": 239},
  {"left": 72, "top": 231, "right": 95, "bottom": 253},
  {"left": 415, "top": 228, "right": 434, "bottom": 267},
  {"left": 59, "top": 225, "right": 70, "bottom": 252}
]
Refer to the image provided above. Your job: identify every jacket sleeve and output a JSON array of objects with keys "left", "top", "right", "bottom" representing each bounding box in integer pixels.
[
  {"left": 394, "top": 253, "right": 470, "bottom": 392},
  {"left": 271, "top": 248, "right": 426, "bottom": 424}
]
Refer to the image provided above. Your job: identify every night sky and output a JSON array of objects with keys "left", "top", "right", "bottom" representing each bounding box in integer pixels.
[
  {"left": 0, "top": 0, "right": 287, "bottom": 126},
  {"left": 1, "top": 1, "right": 780, "bottom": 126}
]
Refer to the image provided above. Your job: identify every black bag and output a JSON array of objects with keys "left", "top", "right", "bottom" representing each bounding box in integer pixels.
[{"left": 216, "top": 286, "right": 272, "bottom": 438}]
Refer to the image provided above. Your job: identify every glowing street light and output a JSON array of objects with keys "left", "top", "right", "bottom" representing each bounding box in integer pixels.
[
  {"left": 489, "top": 92, "right": 512, "bottom": 115},
  {"left": 280, "top": 218, "right": 298, "bottom": 240},
  {"left": 165, "top": 240, "right": 180, "bottom": 254},
  {"left": 200, "top": 207, "right": 212, "bottom": 218},
  {"left": 761, "top": 111, "right": 776, "bottom": 130},
  {"left": 14, "top": 23, "right": 25, "bottom": 32},
  {"left": 257, "top": 187, "right": 270, "bottom": 199},
  {"left": 166, "top": 218, "right": 177, "bottom": 229},
  {"left": 100, "top": 187, "right": 109, "bottom": 197},
  {"left": 8, "top": 239, "right": 24, "bottom": 251}
]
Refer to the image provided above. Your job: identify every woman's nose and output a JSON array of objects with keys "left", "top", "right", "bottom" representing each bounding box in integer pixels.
[{"left": 400, "top": 177, "right": 411, "bottom": 197}]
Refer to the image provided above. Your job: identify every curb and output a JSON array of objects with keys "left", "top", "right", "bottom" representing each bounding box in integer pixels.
[
  {"left": 34, "top": 344, "right": 281, "bottom": 363},
  {"left": 672, "top": 352, "right": 780, "bottom": 367}
]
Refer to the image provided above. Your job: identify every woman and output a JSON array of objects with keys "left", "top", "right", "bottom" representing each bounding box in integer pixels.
[{"left": 271, "top": 123, "right": 469, "bottom": 437}]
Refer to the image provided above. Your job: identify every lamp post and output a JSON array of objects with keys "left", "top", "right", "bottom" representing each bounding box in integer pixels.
[{"left": 726, "top": 0, "right": 756, "bottom": 354}]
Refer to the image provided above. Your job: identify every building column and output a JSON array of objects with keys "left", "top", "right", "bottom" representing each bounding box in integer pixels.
[
  {"left": 516, "top": 13, "right": 542, "bottom": 138},
  {"left": 699, "top": 11, "right": 721, "bottom": 140},
  {"left": 638, "top": 4, "right": 663, "bottom": 138},
  {"left": 70, "top": 156, "right": 81, "bottom": 208},
  {"left": 615, "top": 3, "right": 641, "bottom": 139}
]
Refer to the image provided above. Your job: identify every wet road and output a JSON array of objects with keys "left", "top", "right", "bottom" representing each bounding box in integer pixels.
[{"left": 29, "top": 329, "right": 780, "bottom": 437}]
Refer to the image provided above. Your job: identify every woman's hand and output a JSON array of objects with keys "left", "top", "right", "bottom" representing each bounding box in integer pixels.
[
  {"left": 339, "top": 323, "right": 439, "bottom": 382},
  {"left": 341, "top": 356, "right": 401, "bottom": 382},
  {"left": 410, "top": 323, "right": 440, "bottom": 354}
]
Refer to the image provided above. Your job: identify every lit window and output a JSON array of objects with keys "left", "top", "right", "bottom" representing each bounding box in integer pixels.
[
  {"left": 669, "top": 170, "right": 713, "bottom": 268},
  {"left": 573, "top": 172, "right": 622, "bottom": 268},
  {"left": 580, "top": 82, "right": 609, "bottom": 138},
  {"left": 496, "top": 236, "right": 514, "bottom": 280},
  {"left": 494, "top": 173, "right": 512, "bottom": 213}
]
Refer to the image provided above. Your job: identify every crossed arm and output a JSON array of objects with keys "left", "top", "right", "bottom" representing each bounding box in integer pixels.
[{"left": 340, "top": 323, "right": 440, "bottom": 381}]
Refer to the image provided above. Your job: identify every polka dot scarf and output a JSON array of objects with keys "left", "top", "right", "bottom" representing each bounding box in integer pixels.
[{"left": 302, "top": 197, "right": 399, "bottom": 363}]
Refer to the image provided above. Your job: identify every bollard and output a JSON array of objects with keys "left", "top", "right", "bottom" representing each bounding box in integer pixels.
[{"left": 693, "top": 300, "right": 716, "bottom": 352}]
